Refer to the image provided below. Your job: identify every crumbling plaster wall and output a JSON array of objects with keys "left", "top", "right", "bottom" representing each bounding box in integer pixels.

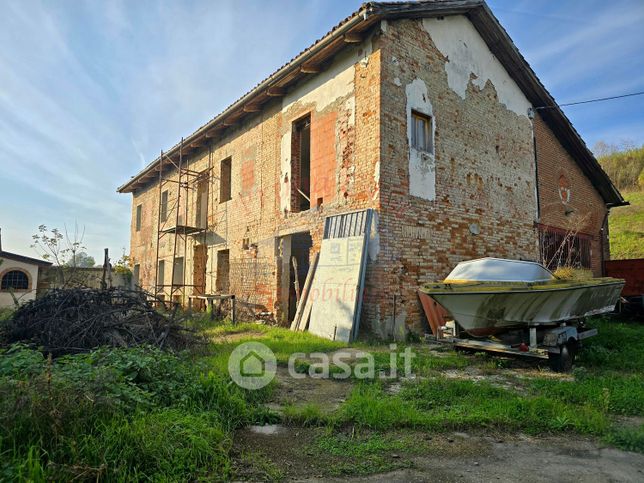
[
  {"left": 372, "top": 16, "right": 539, "bottom": 338},
  {"left": 129, "top": 37, "right": 382, "bottom": 322}
]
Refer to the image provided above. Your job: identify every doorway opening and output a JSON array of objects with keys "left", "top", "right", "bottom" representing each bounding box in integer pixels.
[
  {"left": 285, "top": 232, "right": 312, "bottom": 323},
  {"left": 193, "top": 244, "right": 207, "bottom": 310}
]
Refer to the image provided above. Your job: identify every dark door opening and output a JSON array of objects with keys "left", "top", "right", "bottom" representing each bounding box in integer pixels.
[{"left": 288, "top": 232, "right": 312, "bottom": 323}]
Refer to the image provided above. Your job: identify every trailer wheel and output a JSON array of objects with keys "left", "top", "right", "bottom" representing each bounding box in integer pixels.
[{"left": 548, "top": 344, "right": 574, "bottom": 373}]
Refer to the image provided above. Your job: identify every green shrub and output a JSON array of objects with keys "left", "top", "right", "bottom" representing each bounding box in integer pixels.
[
  {"left": 608, "top": 190, "right": 644, "bottom": 259},
  {"left": 283, "top": 403, "right": 330, "bottom": 427},
  {"left": 577, "top": 318, "right": 644, "bottom": 372},
  {"left": 335, "top": 378, "right": 610, "bottom": 435},
  {"left": 338, "top": 383, "right": 424, "bottom": 430},
  {"left": 0, "top": 344, "right": 261, "bottom": 480},
  {"left": 81, "top": 410, "right": 231, "bottom": 480},
  {"left": 605, "top": 425, "right": 644, "bottom": 453},
  {"left": 529, "top": 373, "right": 644, "bottom": 416}
]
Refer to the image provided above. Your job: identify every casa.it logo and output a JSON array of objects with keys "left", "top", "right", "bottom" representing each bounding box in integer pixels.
[{"left": 228, "top": 342, "right": 277, "bottom": 390}]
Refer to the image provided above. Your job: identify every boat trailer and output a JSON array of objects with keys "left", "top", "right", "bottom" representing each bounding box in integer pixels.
[{"left": 423, "top": 301, "right": 597, "bottom": 371}]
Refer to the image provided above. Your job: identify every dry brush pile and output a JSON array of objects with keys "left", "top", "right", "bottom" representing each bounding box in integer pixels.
[{"left": 1, "top": 288, "right": 202, "bottom": 356}]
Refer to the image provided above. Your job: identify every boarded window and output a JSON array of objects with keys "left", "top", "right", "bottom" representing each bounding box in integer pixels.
[
  {"left": 135, "top": 204, "right": 142, "bottom": 231},
  {"left": 411, "top": 111, "right": 433, "bottom": 153},
  {"left": 216, "top": 250, "right": 230, "bottom": 293},
  {"left": 220, "top": 158, "right": 232, "bottom": 203},
  {"left": 133, "top": 264, "right": 140, "bottom": 287},
  {"left": 539, "top": 225, "right": 592, "bottom": 269},
  {"left": 173, "top": 257, "right": 184, "bottom": 286},
  {"left": 160, "top": 190, "right": 168, "bottom": 222},
  {"left": 291, "top": 115, "right": 311, "bottom": 212},
  {"left": 1, "top": 270, "right": 29, "bottom": 290},
  {"left": 157, "top": 260, "right": 165, "bottom": 287}
]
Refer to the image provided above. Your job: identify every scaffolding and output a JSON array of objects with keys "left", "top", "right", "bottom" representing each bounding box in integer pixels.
[{"left": 153, "top": 139, "right": 214, "bottom": 305}]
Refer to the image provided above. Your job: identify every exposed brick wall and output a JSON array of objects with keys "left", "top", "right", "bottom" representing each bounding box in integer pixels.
[
  {"left": 126, "top": 15, "right": 609, "bottom": 337},
  {"left": 240, "top": 145, "right": 255, "bottom": 195},
  {"left": 129, "top": 39, "right": 381, "bottom": 324},
  {"left": 310, "top": 110, "right": 337, "bottom": 207},
  {"left": 370, "top": 18, "right": 539, "bottom": 338},
  {"left": 534, "top": 113, "right": 608, "bottom": 275}
]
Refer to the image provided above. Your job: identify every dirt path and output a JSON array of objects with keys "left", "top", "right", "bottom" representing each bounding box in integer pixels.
[
  {"left": 299, "top": 433, "right": 644, "bottom": 482},
  {"left": 234, "top": 425, "right": 644, "bottom": 482},
  {"left": 231, "top": 349, "right": 644, "bottom": 482}
]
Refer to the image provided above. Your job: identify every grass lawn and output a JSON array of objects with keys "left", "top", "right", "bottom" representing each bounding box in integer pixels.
[
  {"left": 1, "top": 315, "right": 643, "bottom": 480},
  {"left": 609, "top": 190, "right": 644, "bottom": 259}
]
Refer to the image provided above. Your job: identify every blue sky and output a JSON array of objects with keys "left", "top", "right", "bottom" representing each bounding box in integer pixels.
[{"left": 1, "top": 0, "right": 643, "bottom": 261}]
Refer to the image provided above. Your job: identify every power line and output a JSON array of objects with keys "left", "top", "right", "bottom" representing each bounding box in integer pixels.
[{"left": 535, "top": 90, "right": 644, "bottom": 110}]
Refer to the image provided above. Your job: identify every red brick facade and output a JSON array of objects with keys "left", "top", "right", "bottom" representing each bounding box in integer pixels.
[
  {"left": 125, "top": 15, "right": 612, "bottom": 337},
  {"left": 534, "top": 114, "right": 608, "bottom": 276},
  {"left": 366, "top": 18, "right": 539, "bottom": 337}
]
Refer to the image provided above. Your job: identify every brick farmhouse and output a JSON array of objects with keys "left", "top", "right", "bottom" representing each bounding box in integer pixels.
[{"left": 118, "top": 1, "right": 625, "bottom": 338}]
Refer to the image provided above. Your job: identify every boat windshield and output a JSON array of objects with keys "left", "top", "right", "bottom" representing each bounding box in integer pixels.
[{"left": 444, "top": 258, "right": 555, "bottom": 283}]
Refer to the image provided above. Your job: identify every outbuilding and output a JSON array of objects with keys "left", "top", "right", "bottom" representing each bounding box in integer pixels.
[{"left": 0, "top": 251, "right": 52, "bottom": 308}]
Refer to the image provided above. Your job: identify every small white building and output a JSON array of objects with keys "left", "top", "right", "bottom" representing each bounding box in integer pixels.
[{"left": 0, "top": 251, "right": 51, "bottom": 308}]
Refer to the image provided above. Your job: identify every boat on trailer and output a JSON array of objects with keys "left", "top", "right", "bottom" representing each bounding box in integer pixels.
[
  {"left": 418, "top": 258, "right": 625, "bottom": 371},
  {"left": 419, "top": 258, "right": 624, "bottom": 337}
]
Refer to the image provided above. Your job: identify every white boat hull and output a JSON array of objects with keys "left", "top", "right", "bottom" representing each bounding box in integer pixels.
[{"left": 424, "top": 281, "right": 624, "bottom": 336}]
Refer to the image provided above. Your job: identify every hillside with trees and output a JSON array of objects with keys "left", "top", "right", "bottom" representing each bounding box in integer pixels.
[{"left": 595, "top": 141, "right": 644, "bottom": 259}]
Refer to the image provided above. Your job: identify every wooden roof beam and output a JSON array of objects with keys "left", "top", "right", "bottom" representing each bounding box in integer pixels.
[
  {"left": 266, "top": 86, "right": 285, "bottom": 97},
  {"left": 205, "top": 125, "right": 226, "bottom": 138},
  {"left": 243, "top": 103, "right": 262, "bottom": 113},
  {"left": 300, "top": 63, "right": 322, "bottom": 74},
  {"left": 343, "top": 32, "right": 362, "bottom": 43}
]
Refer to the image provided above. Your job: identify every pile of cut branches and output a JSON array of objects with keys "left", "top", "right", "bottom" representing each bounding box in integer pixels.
[{"left": 2, "top": 288, "right": 201, "bottom": 356}]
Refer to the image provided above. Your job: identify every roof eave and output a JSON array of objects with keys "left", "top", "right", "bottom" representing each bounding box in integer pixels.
[
  {"left": 117, "top": 1, "right": 486, "bottom": 194},
  {"left": 118, "top": 0, "right": 625, "bottom": 207},
  {"left": 117, "top": 3, "right": 379, "bottom": 194},
  {"left": 0, "top": 251, "right": 53, "bottom": 266}
]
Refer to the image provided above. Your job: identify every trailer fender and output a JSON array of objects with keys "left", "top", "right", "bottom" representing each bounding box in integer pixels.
[{"left": 542, "top": 326, "right": 578, "bottom": 350}]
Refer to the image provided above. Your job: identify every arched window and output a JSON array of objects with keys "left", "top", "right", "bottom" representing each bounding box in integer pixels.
[{"left": 1, "top": 270, "right": 29, "bottom": 290}]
